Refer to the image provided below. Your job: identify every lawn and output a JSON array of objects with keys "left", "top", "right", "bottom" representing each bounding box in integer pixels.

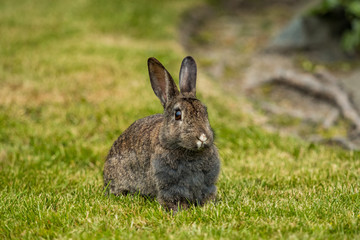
[{"left": 0, "top": 0, "right": 360, "bottom": 239}]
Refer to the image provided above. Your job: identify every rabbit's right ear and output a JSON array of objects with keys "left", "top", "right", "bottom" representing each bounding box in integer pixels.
[
  {"left": 179, "top": 56, "right": 197, "bottom": 97},
  {"left": 148, "top": 57, "right": 179, "bottom": 107}
]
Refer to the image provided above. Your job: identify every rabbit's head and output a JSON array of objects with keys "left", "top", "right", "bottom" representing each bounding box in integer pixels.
[{"left": 148, "top": 56, "right": 214, "bottom": 151}]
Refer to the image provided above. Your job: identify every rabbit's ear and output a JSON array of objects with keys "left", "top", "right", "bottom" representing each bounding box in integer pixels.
[
  {"left": 148, "top": 57, "right": 179, "bottom": 107},
  {"left": 179, "top": 56, "right": 197, "bottom": 97}
]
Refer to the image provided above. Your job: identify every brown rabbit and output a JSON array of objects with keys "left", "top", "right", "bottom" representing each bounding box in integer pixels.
[{"left": 103, "top": 56, "right": 220, "bottom": 212}]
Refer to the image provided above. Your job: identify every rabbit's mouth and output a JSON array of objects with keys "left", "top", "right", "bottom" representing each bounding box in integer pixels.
[
  {"left": 177, "top": 134, "right": 211, "bottom": 151},
  {"left": 195, "top": 133, "right": 210, "bottom": 150}
]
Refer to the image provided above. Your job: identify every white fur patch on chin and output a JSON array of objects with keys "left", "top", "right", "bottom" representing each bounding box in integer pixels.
[{"left": 197, "top": 140, "right": 202, "bottom": 149}]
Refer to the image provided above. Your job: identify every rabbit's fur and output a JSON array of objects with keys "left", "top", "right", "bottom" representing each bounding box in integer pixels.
[{"left": 103, "top": 56, "right": 220, "bottom": 212}]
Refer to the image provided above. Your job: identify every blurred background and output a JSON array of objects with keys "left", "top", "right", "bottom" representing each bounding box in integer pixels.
[
  {"left": 1, "top": 0, "right": 360, "bottom": 152},
  {"left": 181, "top": 0, "right": 360, "bottom": 149}
]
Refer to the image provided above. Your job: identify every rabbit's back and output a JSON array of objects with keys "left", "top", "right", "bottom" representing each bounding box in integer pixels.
[{"left": 104, "top": 114, "right": 163, "bottom": 197}]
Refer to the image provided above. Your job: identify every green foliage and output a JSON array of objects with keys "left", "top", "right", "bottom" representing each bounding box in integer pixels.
[{"left": 312, "top": 0, "right": 360, "bottom": 53}]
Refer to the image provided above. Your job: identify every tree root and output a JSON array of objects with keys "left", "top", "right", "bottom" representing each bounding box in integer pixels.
[{"left": 245, "top": 54, "right": 360, "bottom": 150}]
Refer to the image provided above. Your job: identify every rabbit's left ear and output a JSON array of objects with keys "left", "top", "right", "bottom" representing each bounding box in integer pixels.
[
  {"left": 148, "top": 57, "right": 179, "bottom": 108},
  {"left": 179, "top": 56, "right": 197, "bottom": 97}
]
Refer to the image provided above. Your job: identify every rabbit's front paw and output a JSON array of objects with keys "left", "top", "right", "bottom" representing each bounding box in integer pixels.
[{"left": 159, "top": 199, "right": 190, "bottom": 213}]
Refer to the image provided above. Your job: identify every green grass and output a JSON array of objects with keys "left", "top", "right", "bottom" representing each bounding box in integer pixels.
[{"left": 1, "top": 0, "right": 360, "bottom": 239}]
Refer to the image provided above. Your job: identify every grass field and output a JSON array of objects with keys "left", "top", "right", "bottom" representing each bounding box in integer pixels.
[{"left": 1, "top": 0, "right": 360, "bottom": 239}]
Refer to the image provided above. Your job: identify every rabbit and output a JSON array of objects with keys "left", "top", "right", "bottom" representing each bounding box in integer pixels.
[{"left": 103, "top": 56, "right": 220, "bottom": 212}]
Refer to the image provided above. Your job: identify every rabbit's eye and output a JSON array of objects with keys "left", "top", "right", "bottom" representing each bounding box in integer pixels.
[{"left": 175, "top": 110, "right": 182, "bottom": 121}]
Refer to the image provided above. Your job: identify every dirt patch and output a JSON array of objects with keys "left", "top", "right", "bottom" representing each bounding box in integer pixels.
[{"left": 180, "top": 0, "right": 310, "bottom": 86}]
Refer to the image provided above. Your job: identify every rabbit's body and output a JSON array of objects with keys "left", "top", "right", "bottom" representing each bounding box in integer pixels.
[
  {"left": 103, "top": 57, "right": 220, "bottom": 211},
  {"left": 104, "top": 115, "right": 162, "bottom": 197}
]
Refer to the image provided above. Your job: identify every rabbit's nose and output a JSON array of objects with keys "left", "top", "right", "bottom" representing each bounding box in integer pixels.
[
  {"left": 199, "top": 133, "right": 207, "bottom": 142},
  {"left": 196, "top": 133, "right": 208, "bottom": 149}
]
